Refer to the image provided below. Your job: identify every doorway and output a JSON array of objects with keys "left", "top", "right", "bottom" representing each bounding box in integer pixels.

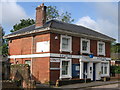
[
  {"left": 83, "top": 62, "right": 88, "bottom": 79},
  {"left": 93, "top": 63, "right": 96, "bottom": 81}
]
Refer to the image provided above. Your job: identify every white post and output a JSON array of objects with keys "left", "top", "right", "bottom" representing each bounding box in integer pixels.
[
  {"left": 85, "top": 70, "right": 87, "bottom": 83},
  {"left": 80, "top": 61, "right": 83, "bottom": 79}
]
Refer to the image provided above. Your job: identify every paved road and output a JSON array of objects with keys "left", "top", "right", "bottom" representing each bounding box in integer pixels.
[
  {"left": 76, "top": 83, "right": 120, "bottom": 90},
  {"left": 92, "top": 83, "right": 119, "bottom": 88}
]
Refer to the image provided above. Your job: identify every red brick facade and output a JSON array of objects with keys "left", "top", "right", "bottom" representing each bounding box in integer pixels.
[{"left": 9, "top": 32, "right": 111, "bottom": 84}]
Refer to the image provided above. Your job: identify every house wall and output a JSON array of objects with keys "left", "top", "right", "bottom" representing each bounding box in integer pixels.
[
  {"left": 32, "top": 57, "right": 50, "bottom": 83},
  {"left": 50, "top": 32, "right": 111, "bottom": 57},
  {"left": 105, "top": 42, "right": 111, "bottom": 57},
  {"left": 34, "top": 33, "right": 50, "bottom": 54},
  {"left": 9, "top": 33, "right": 51, "bottom": 83},
  {"left": 90, "top": 40, "right": 97, "bottom": 56},
  {"left": 9, "top": 32, "right": 110, "bottom": 57},
  {"left": 8, "top": 32, "right": 111, "bottom": 84}
]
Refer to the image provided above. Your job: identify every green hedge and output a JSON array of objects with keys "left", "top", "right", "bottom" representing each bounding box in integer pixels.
[{"left": 111, "top": 66, "right": 120, "bottom": 74}]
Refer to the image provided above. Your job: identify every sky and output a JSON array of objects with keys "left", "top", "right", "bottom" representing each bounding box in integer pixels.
[{"left": 0, "top": 0, "right": 119, "bottom": 42}]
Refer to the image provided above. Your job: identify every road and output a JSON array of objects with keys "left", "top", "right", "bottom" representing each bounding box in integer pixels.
[{"left": 77, "top": 83, "right": 120, "bottom": 90}]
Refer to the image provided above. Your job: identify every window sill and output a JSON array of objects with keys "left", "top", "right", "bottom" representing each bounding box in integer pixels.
[
  {"left": 98, "top": 53, "right": 105, "bottom": 56},
  {"left": 101, "top": 74, "right": 109, "bottom": 77},
  {"left": 60, "top": 75, "right": 72, "bottom": 79},
  {"left": 60, "top": 49, "right": 72, "bottom": 53},
  {"left": 81, "top": 51, "right": 90, "bottom": 54}
]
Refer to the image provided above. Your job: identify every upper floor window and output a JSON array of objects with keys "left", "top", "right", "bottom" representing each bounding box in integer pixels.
[
  {"left": 60, "top": 35, "right": 72, "bottom": 52},
  {"left": 81, "top": 38, "right": 90, "bottom": 54},
  {"left": 97, "top": 41, "right": 105, "bottom": 56}
]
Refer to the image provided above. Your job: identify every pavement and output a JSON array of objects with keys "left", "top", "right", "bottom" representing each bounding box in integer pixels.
[
  {"left": 36, "top": 80, "right": 120, "bottom": 89},
  {"left": 58, "top": 80, "right": 120, "bottom": 89}
]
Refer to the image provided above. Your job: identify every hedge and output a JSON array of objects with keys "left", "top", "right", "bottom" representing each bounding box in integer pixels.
[{"left": 111, "top": 66, "right": 120, "bottom": 74}]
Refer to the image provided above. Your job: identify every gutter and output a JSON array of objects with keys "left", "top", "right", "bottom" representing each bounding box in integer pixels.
[{"left": 3, "top": 27, "right": 50, "bottom": 39}]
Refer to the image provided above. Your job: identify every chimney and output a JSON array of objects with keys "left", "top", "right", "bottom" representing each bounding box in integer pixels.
[{"left": 35, "top": 3, "right": 46, "bottom": 28}]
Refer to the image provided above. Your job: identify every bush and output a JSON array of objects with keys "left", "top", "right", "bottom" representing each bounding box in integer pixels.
[{"left": 111, "top": 66, "right": 120, "bottom": 74}]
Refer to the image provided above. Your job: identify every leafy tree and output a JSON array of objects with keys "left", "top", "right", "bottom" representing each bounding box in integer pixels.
[
  {"left": 0, "top": 26, "right": 8, "bottom": 56},
  {"left": 46, "top": 6, "right": 59, "bottom": 21},
  {"left": 46, "top": 6, "right": 74, "bottom": 23},
  {"left": 11, "top": 5, "right": 74, "bottom": 32},
  {"left": 10, "top": 18, "right": 35, "bottom": 32},
  {"left": 111, "top": 42, "right": 120, "bottom": 53}
]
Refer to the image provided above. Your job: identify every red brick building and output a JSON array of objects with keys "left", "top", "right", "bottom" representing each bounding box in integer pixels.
[{"left": 4, "top": 4, "right": 115, "bottom": 84}]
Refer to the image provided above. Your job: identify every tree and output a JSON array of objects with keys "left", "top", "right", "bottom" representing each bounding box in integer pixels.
[
  {"left": 46, "top": 6, "right": 74, "bottom": 23},
  {"left": 0, "top": 26, "right": 8, "bottom": 56},
  {"left": 10, "top": 18, "right": 35, "bottom": 32},
  {"left": 111, "top": 41, "right": 120, "bottom": 53},
  {"left": 10, "top": 5, "right": 74, "bottom": 32}
]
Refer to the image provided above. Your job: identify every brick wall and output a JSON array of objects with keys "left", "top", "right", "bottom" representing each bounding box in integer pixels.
[
  {"left": 9, "top": 38, "right": 22, "bottom": 55},
  {"left": 50, "top": 70, "right": 60, "bottom": 84},
  {"left": 9, "top": 36, "right": 32, "bottom": 55},
  {"left": 50, "top": 33, "right": 111, "bottom": 57},
  {"left": 34, "top": 33, "right": 50, "bottom": 54},
  {"left": 90, "top": 40, "right": 97, "bottom": 56},
  {"left": 72, "top": 37, "right": 80, "bottom": 55},
  {"left": 50, "top": 33, "right": 60, "bottom": 53},
  {"left": 72, "top": 59, "right": 79, "bottom": 64},
  {"left": 105, "top": 42, "right": 111, "bottom": 57},
  {"left": 32, "top": 57, "right": 50, "bottom": 83}
]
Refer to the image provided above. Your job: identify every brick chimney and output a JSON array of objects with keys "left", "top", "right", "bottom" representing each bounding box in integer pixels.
[{"left": 35, "top": 3, "right": 46, "bottom": 28}]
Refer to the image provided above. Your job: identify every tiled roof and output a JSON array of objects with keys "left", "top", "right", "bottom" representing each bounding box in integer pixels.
[{"left": 5, "top": 20, "right": 115, "bottom": 41}]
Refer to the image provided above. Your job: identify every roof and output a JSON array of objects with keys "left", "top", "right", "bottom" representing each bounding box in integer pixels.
[{"left": 4, "top": 20, "right": 115, "bottom": 41}]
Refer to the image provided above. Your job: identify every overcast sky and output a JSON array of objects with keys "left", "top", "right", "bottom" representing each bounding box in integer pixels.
[{"left": 0, "top": 0, "right": 119, "bottom": 42}]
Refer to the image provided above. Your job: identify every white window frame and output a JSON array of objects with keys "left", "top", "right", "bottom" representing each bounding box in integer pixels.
[
  {"left": 101, "top": 61, "right": 109, "bottom": 77},
  {"left": 25, "top": 60, "right": 31, "bottom": 66},
  {"left": 97, "top": 41, "right": 105, "bottom": 56},
  {"left": 60, "top": 35, "right": 72, "bottom": 52},
  {"left": 60, "top": 59, "right": 72, "bottom": 79},
  {"left": 81, "top": 38, "right": 90, "bottom": 54}
]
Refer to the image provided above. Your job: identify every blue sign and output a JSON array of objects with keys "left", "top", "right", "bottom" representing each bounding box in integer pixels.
[
  {"left": 89, "top": 54, "right": 94, "bottom": 58},
  {"left": 72, "top": 64, "right": 80, "bottom": 78}
]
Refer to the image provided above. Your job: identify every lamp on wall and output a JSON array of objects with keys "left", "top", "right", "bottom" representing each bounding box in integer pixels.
[{"left": 55, "top": 36, "right": 58, "bottom": 40}]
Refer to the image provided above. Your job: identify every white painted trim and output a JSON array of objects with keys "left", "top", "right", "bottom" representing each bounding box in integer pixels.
[
  {"left": 50, "top": 68, "right": 60, "bottom": 70},
  {"left": 8, "top": 53, "right": 111, "bottom": 61},
  {"left": 97, "top": 41, "right": 105, "bottom": 56},
  {"left": 50, "top": 58, "right": 60, "bottom": 62},
  {"left": 81, "top": 38, "right": 90, "bottom": 54},
  {"left": 4, "top": 27, "right": 50, "bottom": 39},
  {"left": 60, "top": 35, "right": 72, "bottom": 53},
  {"left": 9, "top": 53, "right": 51, "bottom": 58}
]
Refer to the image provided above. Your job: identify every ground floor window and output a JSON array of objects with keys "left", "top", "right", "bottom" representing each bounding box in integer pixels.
[
  {"left": 101, "top": 62, "right": 108, "bottom": 75},
  {"left": 62, "top": 61, "right": 69, "bottom": 75},
  {"left": 60, "top": 59, "right": 72, "bottom": 78},
  {"left": 25, "top": 60, "right": 31, "bottom": 66},
  {"left": 104, "top": 63, "right": 108, "bottom": 74}
]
